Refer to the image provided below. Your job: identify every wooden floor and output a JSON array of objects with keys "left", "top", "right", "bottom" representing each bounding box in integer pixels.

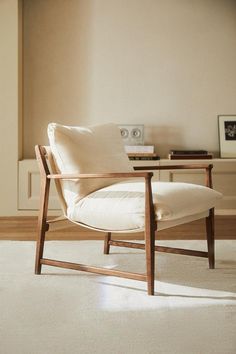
[{"left": 0, "top": 216, "right": 235, "bottom": 240}]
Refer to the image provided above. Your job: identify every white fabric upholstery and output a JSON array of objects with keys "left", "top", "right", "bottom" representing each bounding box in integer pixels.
[
  {"left": 48, "top": 123, "right": 133, "bottom": 207},
  {"left": 48, "top": 122, "right": 222, "bottom": 232},
  {"left": 68, "top": 181, "right": 222, "bottom": 231},
  {"left": 67, "top": 211, "right": 209, "bottom": 233}
]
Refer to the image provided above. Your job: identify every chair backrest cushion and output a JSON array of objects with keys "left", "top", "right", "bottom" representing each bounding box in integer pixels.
[{"left": 48, "top": 122, "right": 133, "bottom": 208}]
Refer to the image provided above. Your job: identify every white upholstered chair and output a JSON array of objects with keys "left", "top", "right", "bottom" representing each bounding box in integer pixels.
[{"left": 35, "top": 123, "right": 222, "bottom": 295}]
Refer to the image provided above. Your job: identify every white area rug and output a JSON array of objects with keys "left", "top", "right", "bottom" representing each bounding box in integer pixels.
[{"left": 0, "top": 240, "right": 236, "bottom": 354}]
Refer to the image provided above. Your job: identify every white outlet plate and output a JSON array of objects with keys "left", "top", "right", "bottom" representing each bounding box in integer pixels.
[{"left": 119, "top": 124, "right": 144, "bottom": 145}]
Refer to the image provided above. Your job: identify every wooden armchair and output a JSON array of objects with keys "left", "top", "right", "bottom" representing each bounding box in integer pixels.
[{"left": 35, "top": 123, "right": 222, "bottom": 295}]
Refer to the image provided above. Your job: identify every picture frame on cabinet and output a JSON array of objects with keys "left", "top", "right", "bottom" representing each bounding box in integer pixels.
[{"left": 218, "top": 115, "right": 236, "bottom": 158}]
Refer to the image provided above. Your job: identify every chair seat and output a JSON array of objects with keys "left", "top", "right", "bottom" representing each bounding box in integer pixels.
[{"left": 67, "top": 181, "right": 222, "bottom": 232}]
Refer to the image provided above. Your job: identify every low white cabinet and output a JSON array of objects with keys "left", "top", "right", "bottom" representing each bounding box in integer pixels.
[{"left": 18, "top": 158, "right": 236, "bottom": 215}]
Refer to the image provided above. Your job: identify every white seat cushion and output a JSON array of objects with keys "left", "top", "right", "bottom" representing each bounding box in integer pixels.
[
  {"left": 48, "top": 123, "right": 133, "bottom": 207},
  {"left": 67, "top": 181, "right": 222, "bottom": 231}
]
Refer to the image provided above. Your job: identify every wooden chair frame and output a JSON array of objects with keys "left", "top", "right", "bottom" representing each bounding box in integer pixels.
[{"left": 35, "top": 145, "right": 214, "bottom": 296}]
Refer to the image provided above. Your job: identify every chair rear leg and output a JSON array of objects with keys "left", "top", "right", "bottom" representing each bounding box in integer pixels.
[
  {"left": 206, "top": 208, "right": 215, "bottom": 269},
  {"left": 104, "top": 232, "right": 111, "bottom": 254}
]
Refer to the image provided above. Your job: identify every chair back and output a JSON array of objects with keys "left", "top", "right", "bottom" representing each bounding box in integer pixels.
[
  {"left": 46, "top": 123, "right": 133, "bottom": 208},
  {"left": 35, "top": 145, "right": 67, "bottom": 214}
]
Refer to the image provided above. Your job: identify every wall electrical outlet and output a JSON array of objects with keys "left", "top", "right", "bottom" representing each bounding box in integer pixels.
[{"left": 119, "top": 124, "right": 144, "bottom": 145}]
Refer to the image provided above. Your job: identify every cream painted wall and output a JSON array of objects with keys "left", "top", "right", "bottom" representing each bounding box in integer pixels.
[
  {"left": 0, "top": 0, "right": 235, "bottom": 216},
  {"left": 0, "top": 0, "right": 21, "bottom": 215},
  {"left": 24, "top": 0, "right": 236, "bottom": 158}
]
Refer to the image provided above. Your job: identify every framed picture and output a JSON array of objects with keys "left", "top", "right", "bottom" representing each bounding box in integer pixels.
[{"left": 218, "top": 115, "right": 236, "bottom": 158}]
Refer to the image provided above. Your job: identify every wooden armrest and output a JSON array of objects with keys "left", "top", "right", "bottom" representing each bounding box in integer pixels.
[
  {"left": 134, "top": 164, "right": 213, "bottom": 171},
  {"left": 134, "top": 164, "right": 213, "bottom": 188},
  {"left": 47, "top": 171, "right": 153, "bottom": 180}
]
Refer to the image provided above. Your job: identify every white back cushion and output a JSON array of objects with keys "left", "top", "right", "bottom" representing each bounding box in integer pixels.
[{"left": 48, "top": 123, "right": 133, "bottom": 208}]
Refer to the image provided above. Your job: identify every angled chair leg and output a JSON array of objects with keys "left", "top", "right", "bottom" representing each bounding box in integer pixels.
[
  {"left": 35, "top": 177, "right": 50, "bottom": 274},
  {"left": 104, "top": 232, "right": 111, "bottom": 254},
  {"left": 206, "top": 208, "right": 215, "bottom": 269},
  {"left": 35, "top": 145, "right": 51, "bottom": 274}
]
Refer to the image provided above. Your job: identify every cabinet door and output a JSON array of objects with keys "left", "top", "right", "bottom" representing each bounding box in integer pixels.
[
  {"left": 207, "top": 159, "right": 236, "bottom": 214},
  {"left": 19, "top": 160, "right": 61, "bottom": 211}
]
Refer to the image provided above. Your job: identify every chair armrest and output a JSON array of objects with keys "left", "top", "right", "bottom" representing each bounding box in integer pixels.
[
  {"left": 47, "top": 171, "right": 153, "bottom": 180},
  {"left": 134, "top": 164, "right": 213, "bottom": 188},
  {"left": 134, "top": 163, "right": 213, "bottom": 171}
]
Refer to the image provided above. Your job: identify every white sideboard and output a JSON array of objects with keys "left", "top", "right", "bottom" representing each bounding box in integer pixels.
[{"left": 18, "top": 158, "right": 236, "bottom": 215}]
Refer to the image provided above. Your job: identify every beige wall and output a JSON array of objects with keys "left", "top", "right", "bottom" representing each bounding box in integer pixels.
[
  {"left": 23, "top": 0, "right": 236, "bottom": 158},
  {"left": 0, "top": 0, "right": 22, "bottom": 215},
  {"left": 0, "top": 0, "right": 236, "bottom": 216}
]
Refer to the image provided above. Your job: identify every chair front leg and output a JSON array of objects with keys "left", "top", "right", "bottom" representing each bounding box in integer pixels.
[
  {"left": 145, "top": 176, "right": 156, "bottom": 295},
  {"left": 35, "top": 177, "right": 50, "bottom": 274},
  {"left": 206, "top": 208, "right": 215, "bottom": 269},
  {"left": 145, "top": 224, "right": 155, "bottom": 295}
]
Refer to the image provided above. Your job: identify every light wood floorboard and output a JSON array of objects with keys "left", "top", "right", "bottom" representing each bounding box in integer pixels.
[{"left": 0, "top": 216, "right": 235, "bottom": 240}]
